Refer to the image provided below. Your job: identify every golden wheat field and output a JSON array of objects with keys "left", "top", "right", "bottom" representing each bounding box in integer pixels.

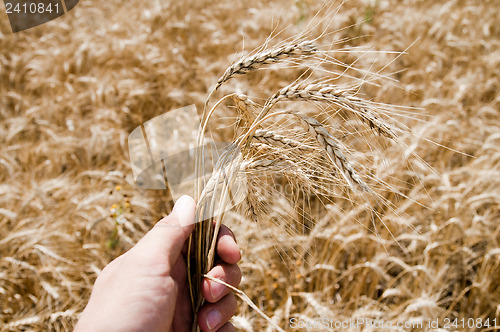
[{"left": 1, "top": 0, "right": 499, "bottom": 331}]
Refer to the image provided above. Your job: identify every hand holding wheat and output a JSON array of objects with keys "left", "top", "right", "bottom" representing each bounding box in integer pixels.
[{"left": 75, "top": 196, "right": 241, "bottom": 332}]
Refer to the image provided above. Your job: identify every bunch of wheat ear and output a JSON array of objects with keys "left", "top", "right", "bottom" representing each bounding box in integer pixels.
[{"left": 187, "top": 39, "right": 399, "bottom": 332}]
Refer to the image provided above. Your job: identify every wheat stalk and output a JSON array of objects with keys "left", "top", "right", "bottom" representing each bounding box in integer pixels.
[{"left": 189, "top": 149, "right": 244, "bottom": 331}]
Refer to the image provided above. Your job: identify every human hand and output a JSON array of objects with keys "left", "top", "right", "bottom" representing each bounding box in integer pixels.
[{"left": 75, "top": 195, "right": 241, "bottom": 332}]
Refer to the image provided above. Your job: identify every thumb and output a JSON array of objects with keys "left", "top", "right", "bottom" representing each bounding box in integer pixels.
[{"left": 133, "top": 195, "right": 196, "bottom": 266}]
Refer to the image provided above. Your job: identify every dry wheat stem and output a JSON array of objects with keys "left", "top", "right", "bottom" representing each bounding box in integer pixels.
[
  {"left": 204, "top": 275, "right": 286, "bottom": 332},
  {"left": 190, "top": 150, "right": 243, "bottom": 332}
]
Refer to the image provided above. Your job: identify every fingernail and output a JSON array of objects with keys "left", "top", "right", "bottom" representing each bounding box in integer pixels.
[
  {"left": 206, "top": 310, "right": 221, "bottom": 330},
  {"left": 210, "top": 280, "right": 226, "bottom": 300},
  {"left": 172, "top": 195, "right": 195, "bottom": 227},
  {"left": 227, "top": 233, "right": 238, "bottom": 245}
]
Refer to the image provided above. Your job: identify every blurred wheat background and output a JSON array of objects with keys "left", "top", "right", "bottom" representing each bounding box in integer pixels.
[{"left": 0, "top": 0, "right": 499, "bottom": 331}]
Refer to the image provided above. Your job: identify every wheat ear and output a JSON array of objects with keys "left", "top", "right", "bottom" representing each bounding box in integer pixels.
[
  {"left": 233, "top": 93, "right": 258, "bottom": 127},
  {"left": 214, "top": 40, "right": 317, "bottom": 91},
  {"left": 239, "top": 108, "right": 369, "bottom": 192},
  {"left": 256, "top": 83, "right": 397, "bottom": 139},
  {"left": 293, "top": 113, "right": 370, "bottom": 192},
  {"left": 252, "top": 129, "right": 314, "bottom": 151}
]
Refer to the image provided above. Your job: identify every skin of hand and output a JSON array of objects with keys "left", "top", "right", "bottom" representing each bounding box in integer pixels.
[{"left": 75, "top": 195, "right": 242, "bottom": 332}]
